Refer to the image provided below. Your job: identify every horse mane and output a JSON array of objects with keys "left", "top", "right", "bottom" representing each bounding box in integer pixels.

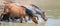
[
  {"left": 21, "top": 6, "right": 33, "bottom": 17},
  {"left": 31, "top": 4, "right": 40, "bottom": 9},
  {"left": 21, "top": 6, "right": 27, "bottom": 10}
]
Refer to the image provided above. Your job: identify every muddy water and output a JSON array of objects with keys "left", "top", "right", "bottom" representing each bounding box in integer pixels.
[
  {"left": 0, "top": 18, "right": 60, "bottom": 26},
  {"left": 0, "top": 13, "right": 60, "bottom": 26}
]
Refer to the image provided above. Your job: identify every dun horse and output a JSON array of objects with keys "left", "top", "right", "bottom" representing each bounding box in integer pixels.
[{"left": 1, "top": 3, "right": 38, "bottom": 24}]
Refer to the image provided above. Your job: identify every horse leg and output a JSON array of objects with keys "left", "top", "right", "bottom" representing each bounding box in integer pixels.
[
  {"left": 6, "top": 13, "right": 10, "bottom": 22},
  {"left": 20, "top": 16, "right": 23, "bottom": 23},
  {"left": 1, "top": 13, "right": 10, "bottom": 22},
  {"left": 32, "top": 17, "right": 38, "bottom": 24},
  {"left": 34, "top": 16, "right": 39, "bottom": 20},
  {"left": 28, "top": 16, "right": 32, "bottom": 21},
  {"left": 24, "top": 16, "right": 27, "bottom": 22},
  {"left": 11, "top": 16, "right": 15, "bottom": 22},
  {"left": 36, "top": 16, "right": 39, "bottom": 20},
  {"left": 0, "top": 13, "right": 3, "bottom": 21},
  {"left": 34, "top": 14, "right": 39, "bottom": 20}
]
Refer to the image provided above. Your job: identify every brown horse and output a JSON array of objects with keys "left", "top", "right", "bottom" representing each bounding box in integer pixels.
[{"left": 1, "top": 3, "right": 38, "bottom": 24}]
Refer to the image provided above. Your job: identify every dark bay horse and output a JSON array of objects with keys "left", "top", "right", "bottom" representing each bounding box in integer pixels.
[{"left": 1, "top": 3, "right": 38, "bottom": 24}]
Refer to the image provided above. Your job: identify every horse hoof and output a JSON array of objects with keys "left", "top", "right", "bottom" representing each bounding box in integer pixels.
[
  {"left": 34, "top": 22, "right": 38, "bottom": 24},
  {"left": 44, "top": 19, "right": 47, "bottom": 21},
  {"left": 20, "top": 22, "right": 22, "bottom": 23},
  {"left": 25, "top": 20, "right": 27, "bottom": 22},
  {"left": 34, "top": 21, "right": 38, "bottom": 24},
  {"left": 20, "top": 21, "right": 22, "bottom": 23},
  {"left": 43, "top": 19, "right": 48, "bottom": 21},
  {"left": 0, "top": 23, "right": 1, "bottom": 24}
]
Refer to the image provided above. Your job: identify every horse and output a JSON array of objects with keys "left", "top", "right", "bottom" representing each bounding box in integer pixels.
[
  {"left": 17, "top": 1, "right": 48, "bottom": 21},
  {"left": 31, "top": 4, "right": 48, "bottom": 21},
  {"left": 1, "top": 3, "right": 38, "bottom": 24},
  {"left": 4, "top": 1, "right": 47, "bottom": 21}
]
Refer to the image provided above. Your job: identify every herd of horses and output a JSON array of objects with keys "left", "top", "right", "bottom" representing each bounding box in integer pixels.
[{"left": 0, "top": 1, "right": 48, "bottom": 24}]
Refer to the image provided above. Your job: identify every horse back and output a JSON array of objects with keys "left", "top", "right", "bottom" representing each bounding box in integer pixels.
[{"left": 6, "top": 3, "right": 26, "bottom": 17}]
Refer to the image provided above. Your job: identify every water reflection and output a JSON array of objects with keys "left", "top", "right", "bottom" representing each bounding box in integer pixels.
[
  {"left": 0, "top": 15, "right": 47, "bottom": 26},
  {"left": 45, "top": 18, "right": 60, "bottom": 26},
  {"left": 0, "top": 21, "right": 46, "bottom": 26}
]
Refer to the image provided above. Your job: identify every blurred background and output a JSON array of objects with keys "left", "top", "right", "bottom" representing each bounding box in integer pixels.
[{"left": 0, "top": 0, "right": 60, "bottom": 26}]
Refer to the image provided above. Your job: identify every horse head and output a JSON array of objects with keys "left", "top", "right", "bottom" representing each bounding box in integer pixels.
[{"left": 31, "top": 4, "right": 48, "bottom": 21}]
